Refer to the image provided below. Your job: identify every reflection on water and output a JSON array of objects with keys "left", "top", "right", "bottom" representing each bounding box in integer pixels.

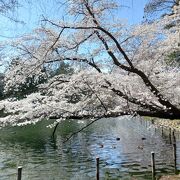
[{"left": 0, "top": 117, "right": 179, "bottom": 180}]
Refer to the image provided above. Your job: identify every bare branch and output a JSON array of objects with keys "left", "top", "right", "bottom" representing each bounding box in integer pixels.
[{"left": 63, "top": 117, "right": 101, "bottom": 143}]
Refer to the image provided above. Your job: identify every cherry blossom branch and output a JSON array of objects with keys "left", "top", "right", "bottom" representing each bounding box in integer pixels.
[
  {"left": 52, "top": 76, "right": 108, "bottom": 137},
  {"left": 102, "top": 81, "right": 159, "bottom": 112},
  {"left": 83, "top": 79, "right": 108, "bottom": 112}
]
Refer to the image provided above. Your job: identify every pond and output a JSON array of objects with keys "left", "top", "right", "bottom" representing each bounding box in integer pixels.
[{"left": 0, "top": 116, "right": 179, "bottom": 180}]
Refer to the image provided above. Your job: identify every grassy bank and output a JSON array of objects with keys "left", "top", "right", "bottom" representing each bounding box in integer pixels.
[{"left": 159, "top": 174, "right": 180, "bottom": 179}]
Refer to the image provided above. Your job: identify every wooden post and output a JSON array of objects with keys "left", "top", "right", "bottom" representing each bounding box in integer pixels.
[
  {"left": 169, "top": 128, "right": 172, "bottom": 144},
  {"left": 17, "top": 166, "right": 22, "bottom": 180},
  {"left": 172, "top": 131, "right": 176, "bottom": 144},
  {"left": 172, "top": 130, "right": 176, "bottom": 174},
  {"left": 151, "top": 152, "right": 155, "bottom": 180},
  {"left": 151, "top": 119, "right": 154, "bottom": 124},
  {"left": 173, "top": 143, "right": 177, "bottom": 174},
  {"left": 96, "top": 157, "right": 99, "bottom": 180}
]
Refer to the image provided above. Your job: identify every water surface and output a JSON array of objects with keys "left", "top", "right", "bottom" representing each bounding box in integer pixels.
[{"left": 0, "top": 116, "right": 179, "bottom": 179}]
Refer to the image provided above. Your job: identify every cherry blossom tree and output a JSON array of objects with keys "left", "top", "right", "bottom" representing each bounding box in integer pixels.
[
  {"left": 144, "top": 0, "right": 179, "bottom": 19},
  {"left": 0, "top": 0, "right": 18, "bottom": 17},
  {"left": 0, "top": 0, "right": 180, "bottom": 129}
]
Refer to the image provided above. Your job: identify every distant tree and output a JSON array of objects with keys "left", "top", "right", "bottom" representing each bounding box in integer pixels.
[
  {"left": 50, "top": 61, "right": 74, "bottom": 76},
  {"left": 5, "top": 74, "right": 47, "bottom": 99},
  {"left": 4, "top": 58, "right": 47, "bottom": 99},
  {"left": 165, "top": 51, "right": 180, "bottom": 67},
  {"left": 144, "top": 0, "right": 180, "bottom": 67},
  {"left": 7, "top": 61, "right": 75, "bottom": 99}
]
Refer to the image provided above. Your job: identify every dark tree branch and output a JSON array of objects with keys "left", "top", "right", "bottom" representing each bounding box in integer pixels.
[
  {"left": 46, "top": 57, "right": 102, "bottom": 73},
  {"left": 44, "top": 28, "right": 65, "bottom": 58},
  {"left": 62, "top": 32, "right": 95, "bottom": 51},
  {"left": 49, "top": 109, "right": 179, "bottom": 122},
  {"left": 63, "top": 117, "right": 101, "bottom": 143},
  {"left": 52, "top": 122, "right": 59, "bottom": 138},
  {"left": 43, "top": 16, "right": 175, "bottom": 105},
  {"left": 83, "top": 3, "right": 180, "bottom": 115},
  {"left": 102, "top": 82, "right": 159, "bottom": 112}
]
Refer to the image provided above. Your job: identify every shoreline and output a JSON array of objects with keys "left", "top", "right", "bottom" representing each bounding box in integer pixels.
[{"left": 144, "top": 117, "right": 180, "bottom": 132}]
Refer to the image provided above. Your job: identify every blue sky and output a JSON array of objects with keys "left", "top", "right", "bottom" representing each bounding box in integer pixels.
[{"left": 0, "top": 0, "right": 148, "bottom": 40}]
